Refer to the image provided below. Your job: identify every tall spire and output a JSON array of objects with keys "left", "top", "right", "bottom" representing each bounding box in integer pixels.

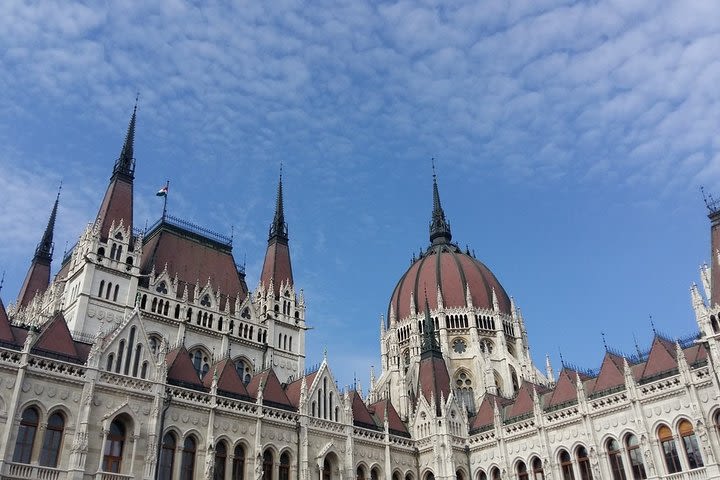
[
  {"left": 260, "top": 167, "right": 294, "bottom": 296},
  {"left": 269, "top": 165, "right": 288, "bottom": 242},
  {"left": 429, "top": 160, "right": 452, "bottom": 245},
  {"left": 113, "top": 96, "right": 137, "bottom": 180},
  {"left": 17, "top": 189, "right": 60, "bottom": 308},
  {"left": 95, "top": 101, "right": 137, "bottom": 239}
]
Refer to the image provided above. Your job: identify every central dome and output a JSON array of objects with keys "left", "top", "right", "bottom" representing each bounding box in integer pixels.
[
  {"left": 388, "top": 172, "right": 511, "bottom": 322},
  {"left": 388, "top": 242, "right": 511, "bottom": 322}
]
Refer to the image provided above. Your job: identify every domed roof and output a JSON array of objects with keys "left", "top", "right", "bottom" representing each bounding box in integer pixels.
[
  {"left": 389, "top": 243, "right": 511, "bottom": 321},
  {"left": 388, "top": 171, "right": 511, "bottom": 322}
]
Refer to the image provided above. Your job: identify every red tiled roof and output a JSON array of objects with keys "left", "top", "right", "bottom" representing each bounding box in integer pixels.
[
  {"left": 389, "top": 244, "right": 511, "bottom": 322},
  {"left": 260, "top": 240, "right": 293, "bottom": 297},
  {"left": 165, "top": 346, "right": 204, "bottom": 387},
  {"left": 141, "top": 225, "right": 248, "bottom": 309},
  {"left": 349, "top": 390, "right": 377, "bottom": 428},
  {"left": 246, "top": 369, "right": 293, "bottom": 408},
  {"left": 285, "top": 371, "right": 318, "bottom": 408},
  {"left": 546, "top": 369, "right": 580, "bottom": 407},
  {"left": 470, "top": 394, "right": 508, "bottom": 431},
  {"left": 417, "top": 354, "right": 451, "bottom": 414},
  {"left": 640, "top": 337, "right": 678, "bottom": 380},
  {"left": 683, "top": 343, "right": 708, "bottom": 365},
  {"left": 0, "top": 298, "right": 14, "bottom": 343},
  {"left": 368, "top": 399, "right": 409, "bottom": 435},
  {"left": 590, "top": 353, "right": 625, "bottom": 394},
  {"left": 96, "top": 177, "right": 133, "bottom": 241},
  {"left": 507, "top": 381, "right": 537, "bottom": 418},
  {"left": 33, "top": 313, "right": 80, "bottom": 360},
  {"left": 203, "top": 358, "right": 249, "bottom": 397},
  {"left": 17, "top": 262, "right": 51, "bottom": 309}
]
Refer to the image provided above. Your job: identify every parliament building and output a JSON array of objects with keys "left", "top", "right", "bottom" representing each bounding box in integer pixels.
[{"left": 1, "top": 106, "right": 719, "bottom": 480}]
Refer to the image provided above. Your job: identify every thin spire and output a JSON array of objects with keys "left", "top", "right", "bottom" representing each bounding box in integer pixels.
[
  {"left": 269, "top": 164, "right": 288, "bottom": 242},
  {"left": 601, "top": 331, "right": 608, "bottom": 352},
  {"left": 113, "top": 97, "right": 138, "bottom": 180},
  {"left": 429, "top": 158, "right": 452, "bottom": 245},
  {"left": 421, "top": 289, "right": 441, "bottom": 356},
  {"left": 35, "top": 184, "right": 61, "bottom": 262}
]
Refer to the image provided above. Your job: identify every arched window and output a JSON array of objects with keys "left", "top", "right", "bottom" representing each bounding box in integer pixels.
[
  {"left": 113, "top": 284, "right": 119, "bottom": 302},
  {"left": 233, "top": 444, "right": 245, "bottom": 480},
  {"left": 141, "top": 294, "right": 147, "bottom": 309},
  {"left": 102, "top": 419, "right": 126, "bottom": 473},
  {"left": 531, "top": 457, "right": 544, "bottom": 480},
  {"left": 280, "top": 452, "right": 290, "bottom": 480},
  {"left": 356, "top": 466, "right": 366, "bottom": 480},
  {"left": 659, "top": 424, "right": 681, "bottom": 473},
  {"left": 12, "top": 407, "right": 39, "bottom": 464},
  {"left": 454, "top": 370, "right": 475, "bottom": 412},
  {"left": 215, "top": 441, "right": 228, "bottom": 480},
  {"left": 158, "top": 432, "right": 177, "bottom": 480},
  {"left": 99, "top": 280, "right": 105, "bottom": 297},
  {"left": 490, "top": 468, "right": 501, "bottom": 480},
  {"left": 180, "top": 436, "right": 197, "bottom": 480},
  {"left": 132, "top": 344, "right": 142, "bottom": 377},
  {"left": 263, "top": 450, "right": 274, "bottom": 480},
  {"left": 39, "top": 412, "right": 65, "bottom": 467},
  {"left": 141, "top": 362, "right": 148, "bottom": 379},
  {"left": 477, "top": 471, "right": 487, "bottom": 480},
  {"left": 559, "top": 450, "right": 575, "bottom": 480},
  {"left": 607, "top": 439, "right": 626, "bottom": 480},
  {"left": 517, "top": 461, "right": 528, "bottom": 480},
  {"left": 191, "top": 349, "right": 209, "bottom": 379},
  {"left": 679, "top": 420, "right": 704, "bottom": 469},
  {"left": 371, "top": 468, "right": 380, "bottom": 480},
  {"left": 106, "top": 282, "right": 112, "bottom": 300},
  {"left": 106, "top": 353, "right": 115, "bottom": 372},
  {"left": 625, "top": 434, "right": 646, "bottom": 479},
  {"left": 711, "top": 315, "right": 719, "bottom": 333},
  {"left": 576, "top": 447, "right": 593, "bottom": 480}
]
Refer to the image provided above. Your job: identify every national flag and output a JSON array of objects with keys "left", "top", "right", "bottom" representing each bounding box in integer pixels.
[{"left": 156, "top": 185, "right": 168, "bottom": 197}]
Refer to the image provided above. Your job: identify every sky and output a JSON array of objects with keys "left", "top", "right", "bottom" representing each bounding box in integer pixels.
[{"left": 0, "top": 0, "right": 719, "bottom": 388}]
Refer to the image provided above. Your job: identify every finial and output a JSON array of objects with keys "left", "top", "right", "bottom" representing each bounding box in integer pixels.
[
  {"left": 633, "top": 333, "right": 642, "bottom": 358},
  {"left": 559, "top": 349, "right": 566, "bottom": 367},
  {"left": 649, "top": 314, "right": 657, "bottom": 335},
  {"left": 323, "top": 346, "right": 328, "bottom": 360},
  {"left": 230, "top": 225, "right": 234, "bottom": 244},
  {"left": 429, "top": 159, "right": 452, "bottom": 245},
  {"left": 0, "top": 270, "right": 5, "bottom": 294},
  {"left": 268, "top": 166, "right": 288, "bottom": 241},
  {"left": 431, "top": 157, "right": 436, "bottom": 178},
  {"left": 601, "top": 331, "right": 608, "bottom": 352},
  {"left": 701, "top": 186, "right": 719, "bottom": 214}
]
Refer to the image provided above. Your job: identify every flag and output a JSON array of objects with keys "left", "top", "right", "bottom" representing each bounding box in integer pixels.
[{"left": 156, "top": 185, "right": 168, "bottom": 197}]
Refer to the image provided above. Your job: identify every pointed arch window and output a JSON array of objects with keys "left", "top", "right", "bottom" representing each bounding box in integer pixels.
[
  {"left": 517, "top": 461, "right": 529, "bottom": 480},
  {"left": 158, "top": 432, "right": 176, "bottom": 480},
  {"left": 356, "top": 465, "right": 365, "bottom": 480},
  {"left": 576, "top": 446, "right": 593, "bottom": 480},
  {"left": 263, "top": 450, "right": 274, "bottom": 480},
  {"left": 454, "top": 370, "right": 475, "bottom": 412},
  {"left": 102, "top": 419, "right": 126, "bottom": 473},
  {"left": 607, "top": 438, "right": 627, "bottom": 480},
  {"left": 180, "top": 436, "right": 197, "bottom": 480},
  {"left": 233, "top": 444, "right": 245, "bottom": 480},
  {"left": 679, "top": 420, "right": 704, "bottom": 469},
  {"left": 531, "top": 457, "right": 544, "bottom": 480},
  {"left": 12, "top": 407, "right": 39, "bottom": 464},
  {"left": 559, "top": 450, "right": 575, "bottom": 480},
  {"left": 279, "top": 452, "right": 290, "bottom": 480},
  {"left": 659, "top": 424, "right": 681, "bottom": 473},
  {"left": 215, "top": 441, "right": 228, "bottom": 480},
  {"left": 39, "top": 412, "right": 65, "bottom": 467},
  {"left": 477, "top": 472, "right": 487, "bottom": 480},
  {"left": 625, "top": 434, "right": 646, "bottom": 479}
]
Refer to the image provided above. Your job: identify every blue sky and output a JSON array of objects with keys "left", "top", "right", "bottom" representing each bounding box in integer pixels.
[{"left": 0, "top": 0, "right": 719, "bottom": 387}]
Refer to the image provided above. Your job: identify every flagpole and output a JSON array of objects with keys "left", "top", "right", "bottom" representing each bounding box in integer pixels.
[{"left": 162, "top": 180, "right": 169, "bottom": 220}]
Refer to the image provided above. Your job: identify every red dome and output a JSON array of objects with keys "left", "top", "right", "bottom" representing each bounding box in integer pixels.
[{"left": 389, "top": 242, "right": 511, "bottom": 322}]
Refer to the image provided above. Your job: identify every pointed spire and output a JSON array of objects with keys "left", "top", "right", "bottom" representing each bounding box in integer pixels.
[
  {"left": 113, "top": 96, "right": 137, "bottom": 180},
  {"left": 269, "top": 164, "right": 288, "bottom": 242},
  {"left": 17, "top": 189, "right": 61, "bottom": 308},
  {"left": 429, "top": 159, "right": 452, "bottom": 245},
  {"left": 421, "top": 294, "right": 440, "bottom": 356},
  {"left": 545, "top": 354, "right": 554, "bottom": 384}
]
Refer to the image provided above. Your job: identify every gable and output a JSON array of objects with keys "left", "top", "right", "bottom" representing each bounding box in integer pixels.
[
  {"left": 546, "top": 369, "right": 578, "bottom": 408},
  {"left": 100, "top": 310, "right": 159, "bottom": 380},
  {"left": 369, "top": 399, "right": 408, "bottom": 435},
  {"left": 204, "top": 358, "right": 250, "bottom": 398},
  {"left": 640, "top": 337, "right": 678, "bottom": 380},
  {"left": 507, "top": 382, "right": 534, "bottom": 419},
  {"left": 166, "top": 346, "right": 204, "bottom": 387},
  {"left": 470, "top": 395, "right": 496, "bottom": 431},
  {"left": 591, "top": 353, "right": 625, "bottom": 394},
  {"left": 350, "top": 391, "right": 377, "bottom": 429},
  {"left": 33, "top": 313, "right": 80, "bottom": 360}
]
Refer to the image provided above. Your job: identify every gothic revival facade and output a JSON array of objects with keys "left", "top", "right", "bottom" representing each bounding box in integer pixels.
[{"left": 1, "top": 106, "right": 720, "bottom": 480}]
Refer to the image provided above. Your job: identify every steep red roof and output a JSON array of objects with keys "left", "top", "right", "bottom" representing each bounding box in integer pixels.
[
  {"left": 368, "top": 399, "right": 409, "bottom": 435},
  {"left": 640, "top": 337, "right": 678, "bottom": 380},
  {"left": 246, "top": 369, "right": 293, "bottom": 409},
  {"left": 683, "top": 343, "right": 708, "bottom": 365},
  {"left": 141, "top": 224, "right": 248, "bottom": 309},
  {"left": 470, "top": 394, "right": 509, "bottom": 431},
  {"left": 32, "top": 313, "right": 80, "bottom": 360},
  {"left": 285, "top": 371, "right": 318, "bottom": 407},
  {"left": 590, "top": 353, "right": 625, "bottom": 394},
  {"left": 16, "top": 262, "right": 51, "bottom": 309},
  {"left": 203, "top": 358, "right": 249, "bottom": 398},
  {"left": 96, "top": 177, "right": 133, "bottom": 241},
  {"left": 165, "top": 346, "right": 204, "bottom": 387},
  {"left": 507, "top": 381, "right": 537, "bottom": 419},
  {"left": 260, "top": 240, "right": 293, "bottom": 297},
  {"left": 0, "top": 298, "right": 14, "bottom": 344},
  {"left": 417, "top": 354, "right": 451, "bottom": 414},
  {"left": 546, "top": 369, "right": 580, "bottom": 407},
  {"left": 348, "top": 390, "right": 377, "bottom": 428}
]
